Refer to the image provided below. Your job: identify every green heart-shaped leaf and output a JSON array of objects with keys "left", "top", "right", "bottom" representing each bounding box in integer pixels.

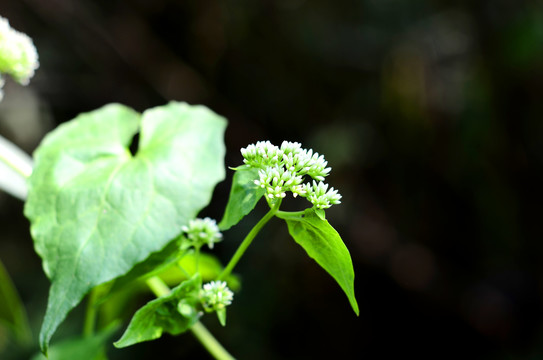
[{"left": 24, "top": 102, "right": 226, "bottom": 353}]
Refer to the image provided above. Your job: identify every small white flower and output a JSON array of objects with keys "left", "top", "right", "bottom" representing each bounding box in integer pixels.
[
  {"left": 239, "top": 140, "right": 341, "bottom": 210},
  {"left": 305, "top": 181, "right": 342, "bottom": 209},
  {"left": 0, "top": 16, "right": 39, "bottom": 91},
  {"left": 241, "top": 141, "right": 282, "bottom": 167},
  {"left": 280, "top": 141, "right": 302, "bottom": 155},
  {"left": 200, "top": 281, "right": 234, "bottom": 311}
]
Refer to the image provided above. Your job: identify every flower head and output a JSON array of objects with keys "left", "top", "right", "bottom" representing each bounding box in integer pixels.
[
  {"left": 181, "top": 217, "right": 222, "bottom": 249},
  {"left": 200, "top": 281, "right": 234, "bottom": 311},
  {"left": 0, "top": 16, "right": 39, "bottom": 100},
  {"left": 239, "top": 141, "right": 341, "bottom": 209},
  {"left": 305, "top": 181, "right": 342, "bottom": 209}
]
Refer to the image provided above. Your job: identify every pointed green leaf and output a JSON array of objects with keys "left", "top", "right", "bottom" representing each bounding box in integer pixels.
[
  {"left": 31, "top": 322, "right": 119, "bottom": 360},
  {"left": 283, "top": 209, "right": 359, "bottom": 315},
  {"left": 24, "top": 102, "right": 227, "bottom": 352},
  {"left": 0, "top": 258, "right": 31, "bottom": 344},
  {"left": 218, "top": 167, "right": 265, "bottom": 230},
  {"left": 114, "top": 275, "right": 202, "bottom": 348}
]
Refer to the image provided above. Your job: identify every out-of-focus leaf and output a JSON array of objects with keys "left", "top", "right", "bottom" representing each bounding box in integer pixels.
[
  {"left": 98, "top": 252, "right": 240, "bottom": 326},
  {"left": 0, "top": 258, "right": 31, "bottom": 344},
  {"left": 161, "top": 252, "right": 241, "bottom": 291},
  {"left": 30, "top": 323, "right": 119, "bottom": 360}
]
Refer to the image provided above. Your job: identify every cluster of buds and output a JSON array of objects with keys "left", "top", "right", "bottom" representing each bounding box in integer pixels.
[
  {"left": 200, "top": 281, "right": 234, "bottom": 311},
  {"left": 0, "top": 16, "right": 39, "bottom": 101},
  {"left": 240, "top": 141, "right": 342, "bottom": 209},
  {"left": 200, "top": 280, "right": 234, "bottom": 326},
  {"left": 181, "top": 217, "right": 223, "bottom": 250}
]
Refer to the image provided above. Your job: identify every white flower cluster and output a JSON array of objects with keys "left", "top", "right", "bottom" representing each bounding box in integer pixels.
[
  {"left": 200, "top": 281, "right": 234, "bottom": 311},
  {"left": 181, "top": 217, "right": 223, "bottom": 249},
  {"left": 240, "top": 141, "right": 342, "bottom": 209},
  {"left": 0, "top": 16, "right": 39, "bottom": 101}
]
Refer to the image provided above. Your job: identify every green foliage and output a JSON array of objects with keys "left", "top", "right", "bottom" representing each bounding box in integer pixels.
[
  {"left": 161, "top": 252, "right": 241, "bottom": 291},
  {"left": 2, "top": 93, "right": 356, "bottom": 358},
  {"left": 280, "top": 208, "right": 359, "bottom": 316},
  {"left": 0, "top": 258, "right": 31, "bottom": 344},
  {"left": 114, "top": 275, "right": 202, "bottom": 348},
  {"left": 104, "top": 237, "right": 186, "bottom": 297},
  {"left": 31, "top": 323, "right": 119, "bottom": 360},
  {"left": 219, "top": 167, "right": 265, "bottom": 230},
  {"left": 24, "top": 102, "right": 226, "bottom": 353}
]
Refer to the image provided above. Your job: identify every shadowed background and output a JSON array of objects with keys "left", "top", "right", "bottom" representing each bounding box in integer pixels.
[{"left": 1, "top": 0, "right": 543, "bottom": 359}]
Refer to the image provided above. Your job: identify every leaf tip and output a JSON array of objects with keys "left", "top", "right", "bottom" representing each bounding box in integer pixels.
[
  {"left": 217, "top": 219, "right": 230, "bottom": 231},
  {"left": 352, "top": 301, "right": 360, "bottom": 317},
  {"left": 39, "top": 325, "right": 51, "bottom": 357},
  {"left": 113, "top": 340, "right": 125, "bottom": 349}
]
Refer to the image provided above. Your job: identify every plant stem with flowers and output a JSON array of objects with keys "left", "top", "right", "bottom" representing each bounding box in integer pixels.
[{"left": 0, "top": 14, "right": 358, "bottom": 360}]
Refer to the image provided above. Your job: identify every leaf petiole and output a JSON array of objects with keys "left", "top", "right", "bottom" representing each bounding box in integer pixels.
[{"left": 275, "top": 210, "right": 305, "bottom": 220}]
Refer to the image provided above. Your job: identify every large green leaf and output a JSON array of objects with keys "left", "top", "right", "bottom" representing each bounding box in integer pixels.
[
  {"left": 103, "top": 237, "right": 186, "bottom": 298},
  {"left": 114, "top": 275, "right": 202, "bottom": 348},
  {"left": 218, "top": 167, "right": 265, "bottom": 230},
  {"left": 281, "top": 209, "right": 359, "bottom": 315},
  {"left": 24, "top": 102, "right": 227, "bottom": 353}
]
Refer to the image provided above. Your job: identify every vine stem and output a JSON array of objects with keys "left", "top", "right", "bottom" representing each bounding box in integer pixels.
[
  {"left": 217, "top": 200, "right": 281, "bottom": 281},
  {"left": 145, "top": 276, "right": 235, "bottom": 360}
]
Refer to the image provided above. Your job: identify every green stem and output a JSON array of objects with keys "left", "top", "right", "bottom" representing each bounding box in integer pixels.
[
  {"left": 217, "top": 200, "right": 281, "bottom": 281},
  {"left": 145, "top": 276, "right": 171, "bottom": 297},
  {"left": 275, "top": 210, "right": 305, "bottom": 220},
  {"left": 191, "top": 321, "right": 235, "bottom": 360},
  {"left": 145, "top": 276, "right": 235, "bottom": 360},
  {"left": 83, "top": 288, "right": 100, "bottom": 337}
]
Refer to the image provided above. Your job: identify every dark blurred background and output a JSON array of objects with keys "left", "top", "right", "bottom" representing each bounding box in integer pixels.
[{"left": 1, "top": 0, "right": 543, "bottom": 359}]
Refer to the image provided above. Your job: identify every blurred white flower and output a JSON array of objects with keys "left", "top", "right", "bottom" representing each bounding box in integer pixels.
[{"left": 0, "top": 16, "right": 39, "bottom": 101}]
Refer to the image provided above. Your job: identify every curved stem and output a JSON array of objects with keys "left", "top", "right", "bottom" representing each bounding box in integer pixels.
[
  {"left": 217, "top": 200, "right": 281, "bottom": 281},
  {"left": 145, "top": 276, "right": 235, "bottom": 360},
  {"left": 191, "top": 321, "right": 235, "bottom": 360}
]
